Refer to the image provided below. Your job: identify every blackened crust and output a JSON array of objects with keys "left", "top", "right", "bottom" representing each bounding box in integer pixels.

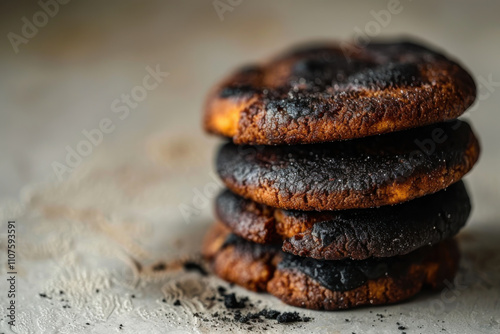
[
  {"left": 203, "top": 223, "right": 459, "bottom": 310},
  {"left": 204, "top": 40, "right": 476, "bottom": 144},
  {"left": 216, "top": 120, "right": 480, "bottom": 210},
  {"left": 215, "top": 181, "right": 470, "bottom": 260}
]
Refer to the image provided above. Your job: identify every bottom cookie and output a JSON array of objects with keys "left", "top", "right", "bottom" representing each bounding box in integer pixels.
[{"left": 202, "top": 223, "right": 459, "bottom": 310}]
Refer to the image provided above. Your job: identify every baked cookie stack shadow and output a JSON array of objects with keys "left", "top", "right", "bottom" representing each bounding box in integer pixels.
[{"left": 201, "top": 40, "right": 480, "bottom": 310}]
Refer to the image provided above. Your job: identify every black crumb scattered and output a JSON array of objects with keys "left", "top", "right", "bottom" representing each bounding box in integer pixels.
[
  {"left": 85, "top": 323, "right": 90, "bottom": 326},
  {"left": 277, "top": 312, "right": 301, "bottom": 323},
  {"left": 131, "top": 294, "right": 136, "bottom": 299},
  {"left": 152, "top": 263, "right": 167, "bottom": 271},
  {"left": 345, "top": 319, "right": 350, "bottom": 322},
  {"left": 224, "top": 293, "right": 247, "bottom": 309},
  {"left": 39, "top": 293, "right": 49, "bottom": 298},
  {"left": 260, "top": 309, "right": 280, "bottom": 320},
  {"left": 174, "top": 286, "right": 313, "bottom": 329},
  {"left": 119, "top": 324, "right": 123, "bottom": 330},
  {"left": 398, "top": 325, "right": 407, "bottom": 330},
  {"left": 59, "top": 290, "right": 64, "bottom": 295},
  {"left": 183, "top": 261, "right": 208, "bottom": 276},
  {"left": 162, "top": 298, "right": 166, "bottom": 303},
  {"left": 95, "top": 289, "right": 100, "bottom": 293}
]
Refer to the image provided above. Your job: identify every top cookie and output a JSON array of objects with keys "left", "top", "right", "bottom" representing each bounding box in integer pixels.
[{"left": 204, "top": 40, "right": 476, "bottom": 145}]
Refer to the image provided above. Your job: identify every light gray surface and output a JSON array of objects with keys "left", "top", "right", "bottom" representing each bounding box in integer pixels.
[{"left": 0, "top": 1, "right": 499, "bottom": 333}]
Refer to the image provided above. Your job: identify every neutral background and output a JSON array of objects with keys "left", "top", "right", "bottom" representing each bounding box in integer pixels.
[{"left": 0, "top": 1, "right": 499, "bottom": 333}]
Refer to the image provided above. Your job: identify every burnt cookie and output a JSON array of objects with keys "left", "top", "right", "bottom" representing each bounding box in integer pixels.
[
  {"left": 216, "top": 181, "right": 470, "bottom": 260},
  {"left": 269, "top": 238, "right": 459, "bottom": 310},
  {"left": 202, "top": 223, "right": 281, "bottom": 291},
  {"left": 204, "top": 40, "right": 476, "bottom": 145},
  {"left": 217, "top": 120, "right": 479, "bottom": 211},
  {"left": 203, "top": 223, "right": 459, "bottom": 310}
]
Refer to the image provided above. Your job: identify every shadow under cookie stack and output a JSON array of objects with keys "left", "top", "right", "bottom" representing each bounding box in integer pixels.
[{"left": 202, "top": 40, "right": 480, "bottom": 310}]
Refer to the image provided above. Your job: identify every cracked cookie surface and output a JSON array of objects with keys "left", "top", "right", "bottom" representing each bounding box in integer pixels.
[
  {"left": 202, "top": 223, "right": 459, "bottom": 310},
  {"left": 216, "top": 120, "right": 480, "bottom": 210},
  {"left": 216, "top": 181, "right": 470, "bottom": 260},
  {"left": 204, "top": 40, "right": 476, "bottom": 145}
]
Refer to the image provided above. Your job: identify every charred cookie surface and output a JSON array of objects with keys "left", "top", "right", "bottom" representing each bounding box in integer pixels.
[
  {"left": 216, "top": 120, "right": 480, "bottom": 210},
  {"left": 216, "top": 181, "right": 470, "bottom": 260},
  {"left": 203, "top": 223, "right": 459, "bottom": 310},
  {"left": 204, "top": 40, "right": 476, "bottom": 144}
]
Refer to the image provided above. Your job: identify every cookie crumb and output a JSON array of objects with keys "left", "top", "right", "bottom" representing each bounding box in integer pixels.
[
  {"left": 224, "top": 293, "right": 247, "bottom": 309},
  {"left": 277, "top": 312, "right": 301, "bottom": 323},
  {"left": 183, "top": 261, "right": 208, "bottom": 276}
]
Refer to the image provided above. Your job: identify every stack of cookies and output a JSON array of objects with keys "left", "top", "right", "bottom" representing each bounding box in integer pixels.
[{"left": 202, "top": 40, "right": 480, "bottom": 310}]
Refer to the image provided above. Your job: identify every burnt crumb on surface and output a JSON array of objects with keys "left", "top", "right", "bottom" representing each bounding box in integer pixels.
[
  {"left": 203, "top": 285, "right": 313, "bottom": 327},
  {"left": 259, "top": 309, "right": 281, "bottom": 320},
  {"left": 223, "top": 293, "right": 248, "bottom": 309},
  {"left": 183, "top": 261, "right": 208, "bottom": 276},
  {"left": 233, "top": 309, "right": 310, "bottom": 324},
  {"left": 31, "top": 263, "right": 311, "bottom": 331},
  {"left": 32, "top": 283, "right": 311, "bottom": 330},
  {"left": 277, "top": 312, "right": 305, "bottom": 323},
  {"left": 217, "top": 286, "right": 227, "bottom": 295},
  {"left": 152, "top": 262, "right": 167, "bottom": 271}
]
